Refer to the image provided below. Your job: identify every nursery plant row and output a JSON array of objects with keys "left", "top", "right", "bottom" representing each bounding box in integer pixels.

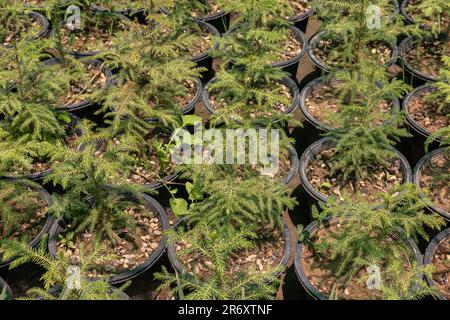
[{"left": 0, "top": 0, "right": 448, "bottom": 301}]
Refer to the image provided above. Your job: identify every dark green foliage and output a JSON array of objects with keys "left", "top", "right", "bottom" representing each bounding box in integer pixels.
[
  {"left": 0, "top": 238, "right": 129, "bottom": 300},
  {"left": 155, "top": 223, "right": 281, "bottom": 300},
  {"left": 307, "top": 184, "right": 445, "bottom": 299}
]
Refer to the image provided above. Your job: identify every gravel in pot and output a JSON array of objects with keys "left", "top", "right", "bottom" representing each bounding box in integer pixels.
[
  {"left": 285, "top": 0, "right": 314, "bottom": 33},
  {"left": 203, "top": 76, "right": 300, "bottom": 123},
  {"left": 160, "top": 1, "right": 230, "bottom": 34},
  {"left": 42, "top": 58, "right": 114, "bottom": 114}
]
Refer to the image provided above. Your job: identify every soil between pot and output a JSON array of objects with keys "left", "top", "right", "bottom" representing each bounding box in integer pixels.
[
  {"left": 301, "top": 77, "right": 398, "bottom": 130},
  {"left": 296, "top": 219, "right": 420, "bottom": 300},
  {"left": 424, "top": 228, "right": 450, "bottom": 300},
  {"left": 404, "top": 85, "right": 449, "bottom": 136},
  {"left": 415, "top": 149, "right": 449, "bottom": 215},
  {"left": 300, "top": 138, "right": 411, "bottom": 203}
]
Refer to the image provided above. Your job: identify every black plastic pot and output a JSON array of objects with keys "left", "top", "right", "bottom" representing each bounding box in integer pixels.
[
  {"left": 42, "top": 58, "right": 114, "bottom": 118},
  {"left": 48, "top": 193, "right": 169, "bottom": 285},
  {"left": 188, "top": 20, "right": 220, "bottom": 82},
  {"left": 294, "top": 217, "right": 423, "bottom": 300},
  {"left": 285, "top": 144, "right": 300, "bottom": 186},
  {"left": 399, "top": 35, "right": 447, "bottom": 86},
  {"left": 0, "top": 180, "right": 53, "bottom": 269},
  {"left": 286, "top": 3, "right": 314, "bottom": 33},
  {"left": 160, "top": 6, "right": 230, "bottom": 34},
  {"left": 202, "top": 76, "right": 300, "bottom": 121},
  {"left": 424, "top": 227, "right": 450, "bottom": 300},
  {"left": 167, "top": 219, "right": 292, "bottom": 279},
  {"left": 182, "top": 77, "right": 203, "bottom": 115},
  {"left": 308, "top": 31, "right": 399, "bottom": 76},
  {"left": 0, "top": 277, "right": 13, "bottom": 300},
  {"left": 401, "top": 85, "right": 443, "bottom": 166},
  {"left": 413, "top": 148, "right": 450, "bottom": 221},
  {"left": 29, "top": 11, "right": 50, "bottom": 39},
  {"left": 299, "top": 76, "right": 401, "bottom": 146},
  {"left": 400, "top": 0, "right": 416, "bottom": 25},
  {"left": 299, "top": 137, "right": 413, "bottom": 204},
  {"left": 1, "top": 113, "right": 81, "bottom": 182}
]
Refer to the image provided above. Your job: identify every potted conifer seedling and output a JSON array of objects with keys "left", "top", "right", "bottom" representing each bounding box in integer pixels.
[
  {"left": 0, "top": 179, "right": 53, "bottom": 269},
  {"left": 399, "top": 0, "right": 449, "bottom": 85},
  {"left": 0, "top": 2, "right": 49, "bottom": 46},
  {"left": 0, "top": 36, "right": 83, "bottom": 181},
  {"left": 44, "top": 120, "right": 169, "bottom": 284},
  {"left": 294, "top": 184, "right": 446, "bottom": 300}
]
